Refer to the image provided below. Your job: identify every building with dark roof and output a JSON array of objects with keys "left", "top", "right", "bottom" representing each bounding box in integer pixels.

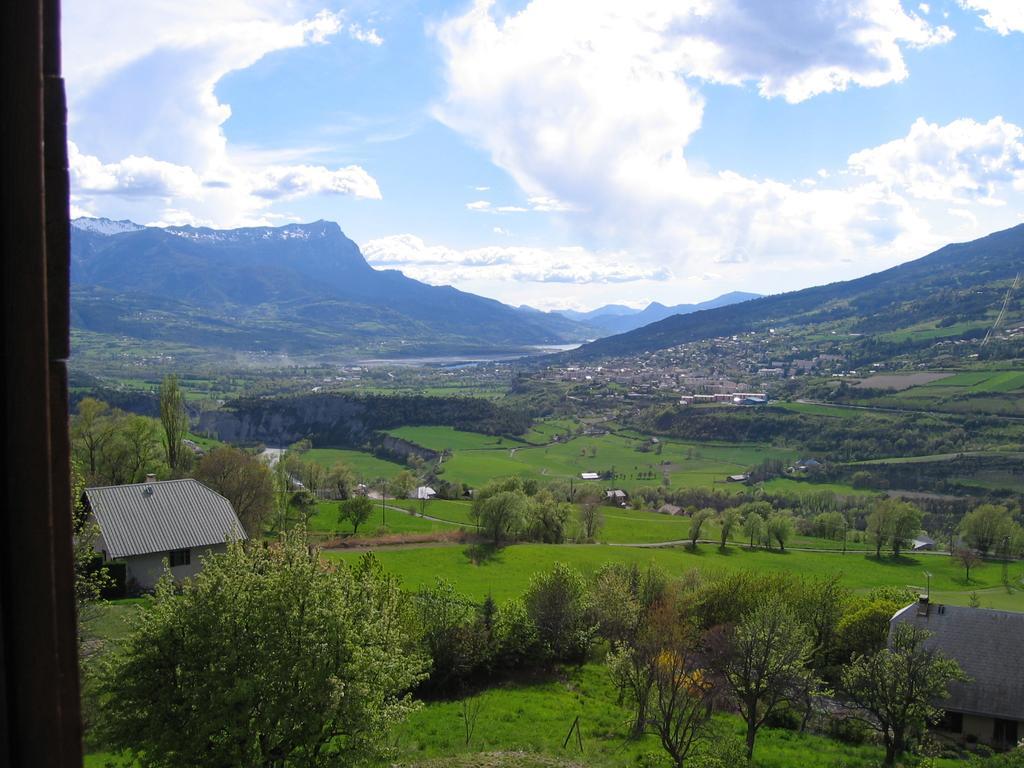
[
  {"left": 84, "top": 476, "right": 246, "bottom": 590},
  {"left": 889, "top": 599, "right": 1024, "bottom": 747}
]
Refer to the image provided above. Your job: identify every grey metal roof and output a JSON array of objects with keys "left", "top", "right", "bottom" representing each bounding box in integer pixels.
[
  {"left": 890, "top": 603, "right": 1024, "bottom": 720},
  {"left": 85, "top": 479, "right": 246, "bottom": 559}
]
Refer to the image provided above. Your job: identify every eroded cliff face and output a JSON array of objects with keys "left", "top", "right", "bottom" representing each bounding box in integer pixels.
[{"left": 197, "top": 396, "right": 370, "bottom": 446}]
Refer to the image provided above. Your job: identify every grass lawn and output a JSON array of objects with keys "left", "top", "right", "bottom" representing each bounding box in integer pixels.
[
  {"left": 325, "top": 543, "right": 1024, "bottom": 610},
  {"left": 304, "top": 447, "right": 407, "bottom": 480}
]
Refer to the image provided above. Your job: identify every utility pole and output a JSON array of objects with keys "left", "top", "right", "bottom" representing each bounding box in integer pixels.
[{"left": 381, "top": 480, "right": 387, "bottom": 526}]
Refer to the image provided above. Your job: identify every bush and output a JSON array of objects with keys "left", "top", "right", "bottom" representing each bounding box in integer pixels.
[{"left": 523, "top": 562, "right": 595, "bottom": 663}]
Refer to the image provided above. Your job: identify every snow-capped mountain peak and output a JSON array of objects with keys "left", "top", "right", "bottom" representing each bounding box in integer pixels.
[{"left": 71, "top": 217, "right": 145, "bottom": 236}]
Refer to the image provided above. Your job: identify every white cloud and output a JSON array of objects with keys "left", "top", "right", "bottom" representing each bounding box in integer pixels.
[
  {"left": 361, "top": 234, "right": 669, "bottom": 285},
  {"left": 63, "top": 1, "right": 383, "bottom": 225},
  {"left": 848, "top": 117, "right": 1024, "bottom": 201},
  {"left": 431, "top": 0, "right": 1023, "bottom": 295},
  {"left": 348, "top": 23, "right": 384, "bottom": 46},
  {"left": 959, "top": 0, "right": 1024, "bottom": 34},
  {"left": 465, "top": 200, "right": 492, "bottom": 210}
]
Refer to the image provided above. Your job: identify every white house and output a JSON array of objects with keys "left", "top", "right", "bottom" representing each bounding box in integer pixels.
[{"left": 84, "top": 477, "right": 246, "bottom": 591}]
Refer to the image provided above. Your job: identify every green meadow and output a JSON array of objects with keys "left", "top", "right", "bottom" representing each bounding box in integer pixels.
[
  {"left": 304, "top": 447, "right": 406, "bottom": 479},
  {"left": 325, "top": 542, "right": 1024, "bottom": 610}
]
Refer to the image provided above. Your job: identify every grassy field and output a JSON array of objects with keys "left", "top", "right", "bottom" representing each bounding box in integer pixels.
[
  {"left": 426, "top": 431, "right": 793, "bottom": 492},
  {"left": 390, "top": 663, "right": 963, "bottom": 768},
  {"left": 389, "top": 426, "right": 515, "bottom": 451},
  {"left": 304, "top": 447, "right": 407, "bottom": 480},
  {"left": 307, "top": 499, "right": 462, "bottom": 535},
  {"left": 859, "top": 368, "right": 1024, "bottom": 417},
  {"left": 325, "top": 543, "right": 1024, "bottom": 610}
]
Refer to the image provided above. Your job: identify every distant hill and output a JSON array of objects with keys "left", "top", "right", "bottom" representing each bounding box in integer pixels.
[
  {"left": 70, "top": 218, "right": 592, "bottom": 358},
  {"left": 560, "top": 224, "right": 1024, "bottom": 361},
  {"left": 557, "top": 291, "right": 761, "bottom": 335}
]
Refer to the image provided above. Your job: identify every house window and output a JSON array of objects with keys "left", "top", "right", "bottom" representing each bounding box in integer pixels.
[
  {"left": 993, "top": 718, "right": 1019, "bottom": 746},
  {"left": 168, "top": 548, "right": 191, "bottom": 567}
]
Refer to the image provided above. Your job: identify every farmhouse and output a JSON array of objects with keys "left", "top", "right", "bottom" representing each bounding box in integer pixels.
[
  {"left": 605, "top": 489, "right": 628, "bottom": 506},
  {"left": 889, "top": 599, "right": 1024, "bottom": 748},
  {"left": 580, "top": 472, "right": 600, "bottom": 480},
  {"left": 415, "top": 486, "right": 437, "bottom": 500},
  {"left": 84, "top": 477, "right": 246, "bottom": 591}
]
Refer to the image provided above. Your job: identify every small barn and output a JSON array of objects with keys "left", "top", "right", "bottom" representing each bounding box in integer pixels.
[
  {"left": 84, "top": 477, "right": 246, "bottom": 591},
  {"left": 889, "top": 599, "right": 1024, "bottom": 747}
]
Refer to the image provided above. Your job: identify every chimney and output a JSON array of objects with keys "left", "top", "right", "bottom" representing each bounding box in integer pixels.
[
  {"left": 916, "top": 594, "right": 930, "bottom": 617},
  {"left": 145, "top": 473, "right": 157, "bottom": 484}
]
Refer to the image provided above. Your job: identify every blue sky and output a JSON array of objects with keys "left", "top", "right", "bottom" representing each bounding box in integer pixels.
[{"left": 63, "top": 0, "right": 1024, "bottom": 310}]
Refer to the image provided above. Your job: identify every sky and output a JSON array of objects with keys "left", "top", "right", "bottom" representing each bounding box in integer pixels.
[{"left": 64, "top": 0, "right": 1024, "bottom": 311}]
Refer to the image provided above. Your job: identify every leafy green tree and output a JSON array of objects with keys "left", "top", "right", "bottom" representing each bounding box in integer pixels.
[
  {"left": 888, "top": 501, "right": 923, "bottom": 556},
  {"left": 158, "top": 374, "right": 188, "bottom": 474},
  {"left": 475, "top": 490, "right": 528, "bottom": 545},
  {"left": 524, "top": 490, "right": 570, "bottom": 543},
  {"left": 326, "top": 462, "right": 356, "bottom": 500},
  {"left": 843, "top": 623, "right": 966, "bottom": 766},
  {"left": 93, "top": 537, "right": 427, "bottom": 768},
  {"left": 194, "top": 446, "right": 274, "bottom": 536},
  {"left": 960, "top": 504, "right": 1015, "bottom": 555},
  {"left": 389, "top": 469, "right": 417, "bottom": 501},
  {"left": 339, "top": 495, "right": 374, "bottom": 535},
  {"left": 414, "top": 578, "right": 488, "bottom": 692},
  {"left": 71, "top": 397, "right": 114, "bottom": 480},
  {"left": 710, "top": 599, "right": 816, "bottom": 760},
  {"left": 719, "top": 507, "right": 740, "bottom": 548},
  {"left": 766, "top": 512, "right": 795, "bottom": 551},
  {"left": 834, "top": 598, "right": 904, "bottom": 664},
  {"left": 742, "top": 510, "right": 765, "bottom": 549},
  {"left": 689, "top": 508, "right": 715, "bottom": 548},
  {"left": 523, "top": 562, "right": 595, "bottom": 663},
  {"left": 814, "top": 511, "right": 846, "bottom": 541},
  {"left": 867, "top": 500, "right": 894, "bottom": 558}
]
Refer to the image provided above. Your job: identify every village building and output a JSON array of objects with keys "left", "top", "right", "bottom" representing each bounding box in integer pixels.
[
  {"left": 605, "top": 489, "right": 628, "bottom": 506},
  {"left": 415, "top": 486, "right": 437, "bottom": 500},
  {"left": 889, "top": 600, "right": 1023, "bottom": 748},
  {"left": 84, "top": 477, "right": 246, "bottom": 591}
]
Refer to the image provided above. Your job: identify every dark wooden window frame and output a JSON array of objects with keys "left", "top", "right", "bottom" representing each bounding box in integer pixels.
[{"left": 1, "top": 0, "right": 83, "bottom": 765}]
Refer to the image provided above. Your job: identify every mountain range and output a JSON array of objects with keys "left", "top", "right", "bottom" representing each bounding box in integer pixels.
[
  {"left": 555, "top": 292, "right": 762, "bottom": 335},
  {"left": 560, "top": 223, "right": 1024, "bottom": 361},
  {"left": 71, "top": 218, "right": 590, "bottom": 358}
]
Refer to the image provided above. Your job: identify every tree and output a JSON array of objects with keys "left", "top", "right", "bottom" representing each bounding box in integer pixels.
[
  {"left": 287, "top": 489, "right": 318, "bottom": 525},
  {"left": 953, "top": 547, "right": 982, "bottom": 583},
  {"left": 689, "top": 508, "right": 714, "bottom": 548},
  {"left": 834, "top": 598, "right": 905, "bottom": 664},
  {"left": 610, "top": 599, "right": 717, "bottom": 766},
  {"left": 843, "top": 623, "right": 966, "bottom": 766},
  {"left": 867, "top": 501, "right": 893, "bottom": 558},
  {"left": 389, "top": 469, "right": 416, "bottom": 501},
  {"left": 766, "top": 512, "right": 794, "bottom": 551},
  {"left": 742, "top": 510, "right": 765, "bottom": 549},
  {"left": 577, "top": 490, "right": 604, "bottom": 541},
  {"left": 814, "top": 511, "right": 846, "bottom": 541},
  {"left": 339, "top": 496, "right": 374, "bottom": 535},
  {"left": 524, "top": 490, "right": 570, "bottom": 543},
  {"left": 523, "top": 562, "right": 595, "bottom": 663},
  {"left": 158, "top": 374, "right": 188, "bottom": 474},
  {"left": 93, "top": 536, "right": 427, "bottom": 768},
  {"left": 719, "top": 507, "right": 740, "bottom": 548},
  {"left": 711, "top": 599, "right": 816, "bottom": 760},
  {"left": 960, "top": 504, "right": 1015, "bottom": 555},
  {"left": 71, "top": 397, "right": 114, "bottom": 480},
  {"left": 71, "top": 461, "right": 111, "bottom": 653},
  {"left": 326, "top": 462, "right": 356, "bottom": 500},
  {"left": 194, "top": 447, "right": 274, "bottom": 537},
  {"left": 475, "top": 490, "right": 527, "bottom": 545},
  {"left": 888, "top": 501, "right": 923, "bottom": 556}
]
